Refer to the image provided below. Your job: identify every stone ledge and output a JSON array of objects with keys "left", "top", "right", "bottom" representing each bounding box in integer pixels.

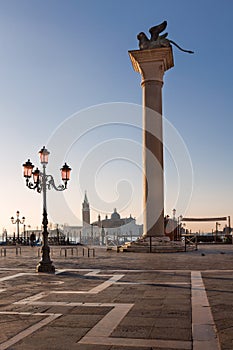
[{"left": 129, "top": 47, "right": 174, "bottom": 72}]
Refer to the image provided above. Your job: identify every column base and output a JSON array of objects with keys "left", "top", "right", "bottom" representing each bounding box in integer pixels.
[
  {"left": 36, "top": 261, "right": 55, "bottom": 273},
  {"left": 117, "top": 235, "right": 187, "bottom": 253},
  {"left": 142, "top": 234, "right": 170, "bottom": 242}
]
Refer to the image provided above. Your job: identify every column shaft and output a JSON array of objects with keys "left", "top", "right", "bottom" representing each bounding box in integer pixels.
[
  {"left": 129, "top": 48, "right": 174, "bottom": 239},
  {"left": 142, "top": 80, "right": 164, "bottom": 237}
]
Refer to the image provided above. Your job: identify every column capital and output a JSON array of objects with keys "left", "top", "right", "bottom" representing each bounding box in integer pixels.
[{"left": 128, "top": 48, "right": 174, "bottom": 83}]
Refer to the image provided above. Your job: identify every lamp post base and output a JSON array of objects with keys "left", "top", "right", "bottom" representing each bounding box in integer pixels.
[
  {"left": 37, "top": 213, "right": 55, "bottom": 273},
  {"left": 36, "top": 261, "right": 55, "bottom": 273}
]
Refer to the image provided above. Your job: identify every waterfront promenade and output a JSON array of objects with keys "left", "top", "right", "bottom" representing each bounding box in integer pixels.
[{"left": 0, "top": 244, "right": 232, "bottom": 349}]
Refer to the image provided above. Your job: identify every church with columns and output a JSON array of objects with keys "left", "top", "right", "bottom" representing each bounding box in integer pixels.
[{"left": 67, "top": 192, "right": 143, "bottom": 245}]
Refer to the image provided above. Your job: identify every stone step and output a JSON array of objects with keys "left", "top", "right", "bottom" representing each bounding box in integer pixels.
[
  {"left": 117, "top": 242, "right": 197, "bottom": 253},
  {"left": 120, "top": 247, "right": 185, "bottom": 253}
]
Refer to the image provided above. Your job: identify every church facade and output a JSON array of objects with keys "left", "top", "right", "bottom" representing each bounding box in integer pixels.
[
  {"left": 66, "top": 193, "right": 143, "bottom": 245},
  {"left": 63, "top": 192, "right": 143, "bottom": 246}
]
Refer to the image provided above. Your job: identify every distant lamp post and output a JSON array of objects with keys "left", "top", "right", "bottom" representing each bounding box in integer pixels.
[
  {"left": 2, "top": 228, "right": 7, "bottom": 244},
  {"left": 215, "top": 222, "right": 221, "bottom": 242},
  {"left": 11, "top": 211, "right": 25, "bottom": 243},
  {"left": 172, "top": 209, "right": 176, "bottom": 220},
  {"left": 23, "top": 146, "right": 71, "bottom": 273},
  {"left": 177, "top": 215, "right": 183, "bottom": 240}
]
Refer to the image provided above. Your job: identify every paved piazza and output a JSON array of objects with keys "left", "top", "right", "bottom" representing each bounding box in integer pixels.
[{"left": 0, "top": 245, "right": 233, "bottom": 349}]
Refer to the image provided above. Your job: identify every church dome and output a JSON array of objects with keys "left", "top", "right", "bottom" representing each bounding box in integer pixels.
[{"left": 111, "top": 208, "right": 120, "bottom": 220}]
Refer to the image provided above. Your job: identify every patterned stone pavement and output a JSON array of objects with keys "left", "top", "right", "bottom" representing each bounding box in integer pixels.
[{"left": 0, "top": 245, "right": 232, "bottom": 349}]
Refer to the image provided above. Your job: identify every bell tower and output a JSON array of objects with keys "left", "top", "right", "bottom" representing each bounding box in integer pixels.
[{"left": 82, "top": 191, "right": 90, "bottom": 227}]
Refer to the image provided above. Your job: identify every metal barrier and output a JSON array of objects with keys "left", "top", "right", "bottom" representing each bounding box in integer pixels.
[
  {"left": 38, "top": 248, "right": 54, "bottom": 257},
  {"left": 60, "top": 247, "right": 78, "bottom": 257},
  {"left": 0, "top": 247, "right": 22, "bottom": 256},
  {"left": 36, "top": 246, "right": 95, "bottom": 258},
  {"left": 184, "top": 234, "right": 198, "bottom": 251},
  {"left": 82, "top": 247, "right": 95, "bottom": 257}
]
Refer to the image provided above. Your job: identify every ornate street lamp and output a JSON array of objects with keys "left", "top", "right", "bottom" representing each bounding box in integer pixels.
[
  {"left": 11, "top": 211, "right": 25, "bottom": 243},
  {"left": 23, "top": 146, "right": 71, "bottom": 273}
]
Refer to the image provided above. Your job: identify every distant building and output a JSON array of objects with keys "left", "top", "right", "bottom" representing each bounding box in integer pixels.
[
  {"left": 59, "top": 192, "right": 143, "bottom": 245},
  {"left": 81, "top": 193, "right": 143, "bottom": 245},
  {"left": 63, "top": 225, "right": 82, "bottom": 243}
]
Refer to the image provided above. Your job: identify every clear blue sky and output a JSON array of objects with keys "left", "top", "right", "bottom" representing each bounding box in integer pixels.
[{"left": 0, "top": 0, "right": 232, "bottom": 234}]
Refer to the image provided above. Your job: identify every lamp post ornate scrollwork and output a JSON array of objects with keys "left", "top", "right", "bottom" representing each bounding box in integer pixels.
[{"left": 23, "top": 146, "right": 71, "bottom": 273}]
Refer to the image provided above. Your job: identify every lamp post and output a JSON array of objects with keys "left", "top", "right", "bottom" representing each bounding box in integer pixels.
[
  {"left": 177, "top": 215, "right": 183, "bottom": 240},
  {"left": 23, "top": 146, "right": 71, "bottom": 273},
  {"left": 172, "top": 209, "right": 176, "bottom": 220},
  {"left": 215, "top": 222, "right": 221, "bottom": 243},
  {"left": 11, "top": 211, "right": 25, "bottom": 243}
]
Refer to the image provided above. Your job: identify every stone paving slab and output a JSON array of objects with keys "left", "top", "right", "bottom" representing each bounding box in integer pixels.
[
  {"left": 202, "top": 271, "right": 233, "bottom": 350},
  {"left": 0, "top": 245, "right": 232, "bottom": 349},
  {"left": 0, "top": 314, "right": 45, "bottom": 343}
]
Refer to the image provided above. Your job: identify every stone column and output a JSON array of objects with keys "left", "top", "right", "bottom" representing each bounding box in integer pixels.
[{"left": 129, "top": 48, "right": 174, "bottom": 238}]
